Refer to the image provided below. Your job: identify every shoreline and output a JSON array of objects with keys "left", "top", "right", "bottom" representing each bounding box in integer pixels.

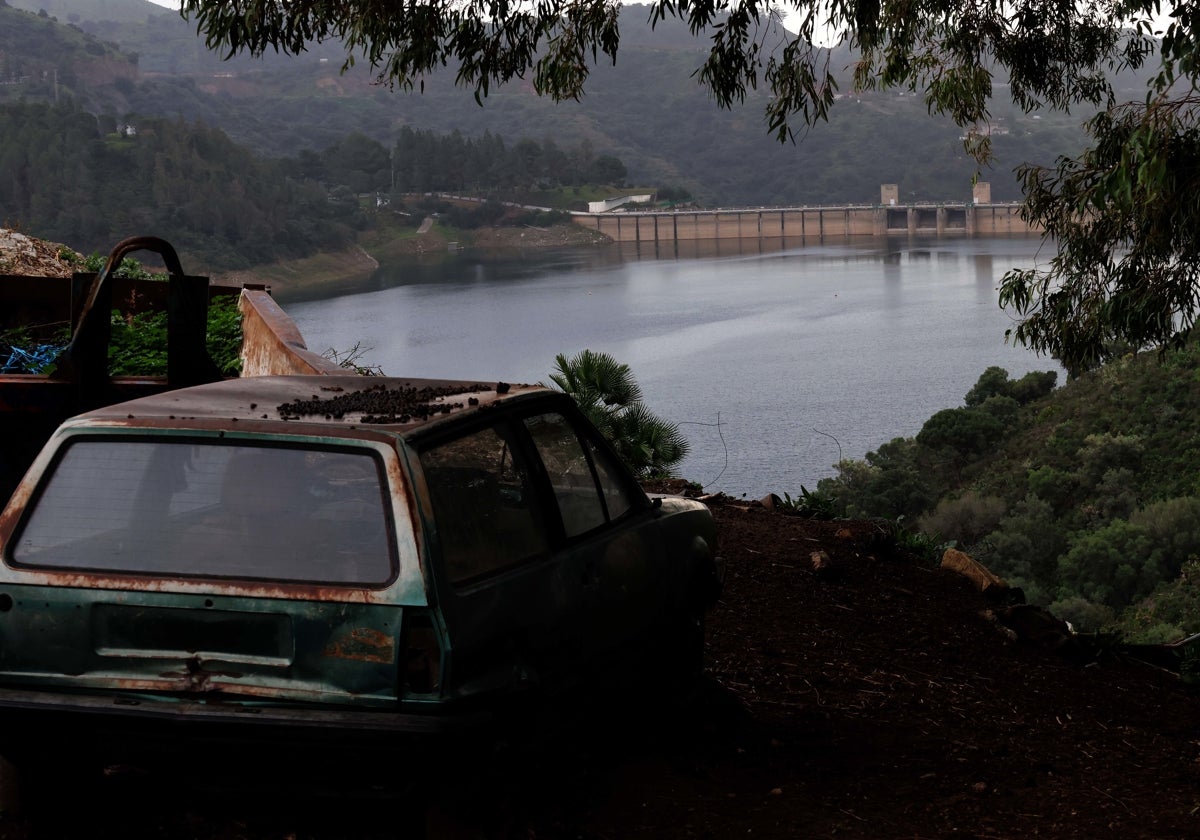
[{"left": 213, "top": 222, "right": 611, "bottom": 296}]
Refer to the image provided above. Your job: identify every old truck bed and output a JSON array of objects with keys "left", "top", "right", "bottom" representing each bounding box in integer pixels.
[{"left": 0, "top": 236, "right": 341, "bottom": 506}]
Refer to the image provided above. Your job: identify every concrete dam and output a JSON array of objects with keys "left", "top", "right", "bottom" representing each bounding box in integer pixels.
[{"left": 573, "top": 203, "right": 1037, "bottom": 244}]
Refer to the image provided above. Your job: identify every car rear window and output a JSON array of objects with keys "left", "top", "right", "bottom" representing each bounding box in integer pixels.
[{"left": 10, "top": 439, "right": 396, "bottom": 586}]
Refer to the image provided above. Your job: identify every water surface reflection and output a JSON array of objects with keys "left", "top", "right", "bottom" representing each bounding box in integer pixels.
[{"left": 284, "top": 235, "right": 1059, "bottom": 496}]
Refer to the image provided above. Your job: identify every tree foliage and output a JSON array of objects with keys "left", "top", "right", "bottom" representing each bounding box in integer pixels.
[
  {"left": 0, "top": 100, "right": 358, "bottom": 269},
  {"left": 381, "top": 127, "right": 627, "bottom": 195},
  {"left": 999, "top": 95, "right": 1200, "bottom": 375},
  {"left": 0, "top": 4, "right": 1098, "bottom": 214},
  {"left": 819, "top": 344, "right": 1200, "bottom": 640},
  {"left": 0, "top": 100, "right": 623, "bottom": 270},
  {"left": 179, "top": 0, "right": 1136, "bottom": 145},
  {"left": 180, "top": 0, "right": 1200, "bottom": 373}
]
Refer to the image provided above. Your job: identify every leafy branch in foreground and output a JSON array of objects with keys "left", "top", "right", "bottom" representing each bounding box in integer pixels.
[
  {"left": 1001, "top": 95, "right": 1200, "bottom": 376},
  {"left": 181, "top": 0, "right": 1142, "bottom": 151},
  {"left": 883, "top": 516, "right": 951, "bottom": 568},
  {"left": 780, "top": 486, "right": 837, "bottom": 520},
  {"left": 178, "top": 0, "right": 1200, "bottom": 369},
  {"left": 107, "top": 295, "right": 243, "bottom": 377},
  {"left": 322, "top": 342, "right": 384, "bottom": 376}
]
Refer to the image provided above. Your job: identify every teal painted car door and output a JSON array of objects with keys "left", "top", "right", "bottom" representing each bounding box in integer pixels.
[
  {"left": 520, "top": 411, "right": 671, "bottom": 661},
  {"left": 418, "top": 419, "right": 580, "bottom": 699}
]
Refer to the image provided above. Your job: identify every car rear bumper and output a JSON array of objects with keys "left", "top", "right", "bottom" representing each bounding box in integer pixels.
[{"left": 0, "top": 684, "right": 488, "bottom": 735}]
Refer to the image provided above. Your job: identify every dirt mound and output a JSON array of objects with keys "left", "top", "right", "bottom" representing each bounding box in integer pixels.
[
  {"left": 0, "top": 229, "right": 77, "bottom": 278},
  {"left": 678, "top": 501, "right": 1198, "bottom": 839}
]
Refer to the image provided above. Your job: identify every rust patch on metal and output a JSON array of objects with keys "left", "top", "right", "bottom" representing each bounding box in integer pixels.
[
  {"left": 239, "top": 291, "right": 343, "bottom": 377},
  {"left": 0, "top": 568, "right": 393, "bottom": 604},
  {"left": 154, "top": 656, "right": 249, "bottom": 693},
  {"left": 0, "top": 479, "right": 32, "bottom": 534},
  {"left": 322, "top": 627, "right": 396, "bottom": 664}
]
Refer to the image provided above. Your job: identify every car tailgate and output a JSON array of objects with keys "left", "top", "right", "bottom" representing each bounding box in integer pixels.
[{"left": 0, "top": 585, "right": 404, "bottom": 705}]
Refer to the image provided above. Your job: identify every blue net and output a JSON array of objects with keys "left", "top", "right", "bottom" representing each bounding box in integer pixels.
[{"left": 1, "top": 343, "right": 63, "bottom": 374}]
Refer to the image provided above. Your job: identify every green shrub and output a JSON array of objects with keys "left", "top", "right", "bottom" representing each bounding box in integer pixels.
[
  {"left": 885, "top": 518, "right": 949, "bottom": 567},
  {"left": 1009, "top": 370, "right": 1058, "bottom": 404},
  {"left": 918, "top": 491, "right": 1006, "bottom": 548},
  {"left": 1057, "top": 519, "right": 1154, "bottom": 608},
  {"left": 1026, "top": 466, "right": 1077, "bottom": 510},
  {"left": 1112, "top": 560, "right": 1200, "bottom": 640},
  {"left": 978, "top": 394, "right": 1021, "bottom": 427},
  {"left": 1076, "top": 432, "right": 1144, "bottom": 488},
  {"left": 780, "top": 486, "right": 838, "bottom": 520},
  {"left": 977, "top": 494, "right": 1066, "bottom": 590},
  {"left": 513, "top": 209, "right": 570, "bottom": 226},
  {"left": 817, "top": 438, "right": 937, "bottom": 520},
  {"left": 916, "top": 406, "right": 1005, "bottom": 460},
  {"left": 963, "top": 366, "right": 1012, "bottom": 407},
  {"left": 1129, "top": 497, "right": 1200, "bottom": 563},
  {"left": 1047, "top": 595, "right": 1115, "bottom": 633},
  {"left": 1125, "top": 622, "right": 1187, "bottom": 645},
  {"left": 1092, "top": 468, "right": 1139, "bottom": 522},
  {"left": 963, "top": 366, "right": 1057, "bottom": 407},
  {"left": 107, "top": 295, "right": 242, "bottom": 377}
]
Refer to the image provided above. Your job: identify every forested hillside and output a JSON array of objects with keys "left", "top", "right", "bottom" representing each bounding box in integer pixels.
[
  {"left": 0, "top": 97, "right": 633, "bottom": 267},
  {"left": 0, "top": 101, "right": 358, "bottom": 267},
  {"left": 0, "top": 4, "right": 645, "bottom": 268},
  {"left": 816, "top": 343, "right": 1200, "bottom": 644},
  {"left": 3, "top": 1, "right": 1095, "bottom": 207},
  {"left": 0, "top": 0, "right": 137, "bottom": 115}
]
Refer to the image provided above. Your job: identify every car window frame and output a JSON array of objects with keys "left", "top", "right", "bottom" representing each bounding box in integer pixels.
[
  {"left": 517, "top": 407, "right": 647, "bottom": 540},
  {"left": 413, "top": 412, "right": 560, "bottom": 589},
  {"left": 410, "top": 394, "right": 652, "bottom": 591}
]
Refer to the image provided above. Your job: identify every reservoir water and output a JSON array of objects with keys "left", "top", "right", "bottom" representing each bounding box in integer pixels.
[{"left": 281, "top": 236, "right": 1062, "bottom": 498}]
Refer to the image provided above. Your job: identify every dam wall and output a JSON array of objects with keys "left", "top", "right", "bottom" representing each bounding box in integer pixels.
[{"left": 573, "top": 203, "right": 1037, "bottom": 243}]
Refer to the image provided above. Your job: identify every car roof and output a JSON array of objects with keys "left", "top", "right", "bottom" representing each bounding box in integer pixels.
[{"left": 75, "top": 375, "right": 549, "bottom": 436}]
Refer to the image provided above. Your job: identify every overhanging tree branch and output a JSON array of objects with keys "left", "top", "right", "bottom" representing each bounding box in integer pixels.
[{"left": 180, "top": 0, "right": 1200, "bottom": 371}]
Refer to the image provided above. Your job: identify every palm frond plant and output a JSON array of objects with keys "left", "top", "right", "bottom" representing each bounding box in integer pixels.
[{"left": 545, "top": 350, "right": 688, "bottom": 479}]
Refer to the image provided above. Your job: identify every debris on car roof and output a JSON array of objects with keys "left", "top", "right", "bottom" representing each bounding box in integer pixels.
[
  {"left": 78, "top": 375, "right": 543, "bottom": 430},
  {"left": 276, "top": 381, "right": 509, "bottom": 424}
]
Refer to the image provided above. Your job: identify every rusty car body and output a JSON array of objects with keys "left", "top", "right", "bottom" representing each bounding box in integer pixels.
[
  {"left": 0, "top": 238, "right": 720, "bottom": 751},
  {"left": 0, "top": 375, "right": 719, "bottom": 737}
]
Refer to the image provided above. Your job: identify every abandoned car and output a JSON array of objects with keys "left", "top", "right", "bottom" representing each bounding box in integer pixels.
[{"left": 0, "top": 374, "right": 720, "bottom": 739}]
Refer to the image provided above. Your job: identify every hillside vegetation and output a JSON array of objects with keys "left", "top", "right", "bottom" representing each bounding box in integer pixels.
[
  {"left": 0, "top": 94, "right": 630, "bottom": 269},
  {"left": 2, "top": 2, "right": 1095, "bottom": 209},
  {"left": 816, "top": 342, "right": 1200, "bottom": 642},
  {"left": 0, "top": 100, "right": 360, "bottom": 268}
]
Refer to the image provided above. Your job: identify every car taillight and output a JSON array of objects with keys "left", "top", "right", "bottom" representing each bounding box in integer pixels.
[{"left": 401, "top": 611, "right": 443, "bottom": 696}]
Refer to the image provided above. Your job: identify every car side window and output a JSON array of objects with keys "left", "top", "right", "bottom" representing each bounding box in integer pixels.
[
  {"left": 420, "top": 424, "right": 548, "bottom": 585},
  {"left": 524, "top": 412, "right": 635, "bottom": 538}
]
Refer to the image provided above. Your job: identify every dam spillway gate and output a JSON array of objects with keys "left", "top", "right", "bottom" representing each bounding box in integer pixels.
[{"left": 577, "top": 203, "right": 1035, "bottom": 244}]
